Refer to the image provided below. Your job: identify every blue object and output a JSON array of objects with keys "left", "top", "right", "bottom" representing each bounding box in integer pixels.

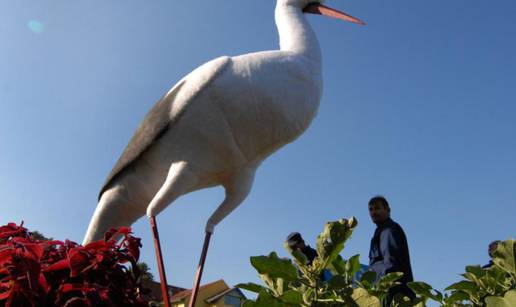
[
  {"left": 27, "top": 20, "right": 44, "bottom": 33},
  {"left": 321, "top": 269, "right": 333, "bottom": 282}
]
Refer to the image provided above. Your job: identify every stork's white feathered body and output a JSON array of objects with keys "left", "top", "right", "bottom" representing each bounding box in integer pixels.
[{"left": 83, "top": 0, "right": 361, "bottom": 244}]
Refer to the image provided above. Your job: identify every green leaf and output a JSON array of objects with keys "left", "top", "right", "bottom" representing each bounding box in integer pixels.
[
  {"left": 288, "top": 248, "right": 308, "bottom": 266},
  {"left": 279, "top": 290, "right": 303, "bottom": 304},
  {"left": 408, "top": 281, "right": 432, "bottom": 293},
  {"left": 376, "top": 274, "right": 402, "bottom": 293},
  {"left": 445, "top": 280, "right": 478, "bottom": 292},
  {"left": 493, "top": 239, "right": 516, "bottom": 281},
  {"left": 315, "top": 218, "right": 358, "bottom": 269},
  {"left": 259, "top": 273, "right": 275, "bottom": 292},
  {"left": 331, "top": 255, "right": 347, "bottom": 275},
  {"left": 465, "top": 265, "right": 484, "bottom": 278},
  {"left": 408, "top": 281, "right": 443, "bottom": 302},
  {"left": 242, "top": 301, "right": 258, "bottom": 307},
  {"left": 359, "top": 271, "right": 377, "bottom": 289},
  {"left": 249, "top": 290, "right": 290, "bottom": 307},
  {"left": 360, "top": 271, "right": 376, "bottom": 284},
  {"left": 378, "top": 272, "right": 403, "bottom": 285},
  {"left": 302, "top": 287, "right": 315, "bottom": 304},
  {"left": 346, "top": 254, "right": 361, "bottom": 277},
  {"left": 352, "top": 287, "right": 381, "bottom": 307},
  {"left": 275, "top": 277, "right": 285, "bottom": 295},
  {"left": 391, "top": 293, "right": 416, "bottom": 307},
  {"left": 250, "top": 252, "right": 299, "bottom": 281},
  {"left": 237, "top": 282, "right": 268, "bottom": 294},
  {"left": 445, "top": 290, "right": 469, "bottom": 304},
  {"left": 485, "top": 290, "right": 516, "bottom": 307},
  {"left": 348, "top": 217, "right": 358, "bottom": 228},
  {"left": 328, "top": 274, "right": 349, "bottom": 290},
  {"left": 445, "top": 280, "right": 479, "bottom": 302}
]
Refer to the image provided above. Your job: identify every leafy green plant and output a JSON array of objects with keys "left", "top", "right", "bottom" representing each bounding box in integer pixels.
[
  {"left": 238, "top": 218, "right": 514, "bottom": 307},
  {"left": 485, "top": 290, "right": 516, "bottom": 307},
  {"left": 238, "top": 218, "right": 407, "bottom": 307},
  {"left": 408, "top": 239, "right": 515, "bottom": 307}
]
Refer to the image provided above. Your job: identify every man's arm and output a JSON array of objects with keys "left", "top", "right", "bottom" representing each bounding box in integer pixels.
[{"left": 379, "top": 227, "right": 404, "bottom": 276}]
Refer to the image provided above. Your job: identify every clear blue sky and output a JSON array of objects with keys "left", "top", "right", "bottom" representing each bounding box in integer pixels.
[{"left": 1, "top": 0, "right": 515, "bottom": 296}]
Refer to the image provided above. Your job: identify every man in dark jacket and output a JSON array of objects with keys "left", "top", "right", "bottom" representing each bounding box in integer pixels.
[
  {"left": 482, "top": 240, "right": 501, "bottom": 269},
  {"left": 286, "top": 232, "right": 333, "bottom": 281},
  {"left": 286, "top": 232, "right": 318, "bottom": 265},
  {"left": 368, "top": 196, "right": 414, "bottom": 304}
]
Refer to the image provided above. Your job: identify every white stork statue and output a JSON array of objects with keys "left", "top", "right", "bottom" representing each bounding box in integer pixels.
[{"left": 83, "top": 0, "right": 363, "bottom": 305}]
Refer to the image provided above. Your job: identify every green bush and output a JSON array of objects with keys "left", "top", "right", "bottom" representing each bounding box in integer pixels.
[
  {"left": 237, "top": 218, "right": 515, "bottom": 307},
  {"left": 237, "top": 218, "right": 407, "bottom": 306},
  {"left": 409, "top": 240, "right": 515, "bottom": 307}
]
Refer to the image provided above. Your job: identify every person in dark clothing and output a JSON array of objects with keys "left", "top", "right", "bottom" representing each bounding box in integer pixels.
[
  {"left": 368, "top": 196, "right": 414, "bottom": 305},
  {"left": 482, "top": 240, "right": 501, "bottom": 269},
  {"left": 286, "top": 232, "right": 318, "bottom": 265},
  {"left": 286, "top": 232, "right": 333, "bottom": 281}
]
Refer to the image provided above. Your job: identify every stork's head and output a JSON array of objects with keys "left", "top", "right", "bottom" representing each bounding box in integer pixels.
[{"left": 278, "top": 0, "right": 365, "bottom": 25}]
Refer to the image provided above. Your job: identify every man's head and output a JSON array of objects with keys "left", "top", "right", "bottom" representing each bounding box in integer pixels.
[
  {"left": 488, "top": 240, "right": 501, "bottom": 258},
  {"left": 286, "top": 232, "right": 306, "bottom": 251},
  {"left": 368, "top": 196, "right": 390, "bottom": 224}
]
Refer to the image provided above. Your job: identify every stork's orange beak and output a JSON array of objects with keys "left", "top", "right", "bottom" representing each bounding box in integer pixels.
[{"left": 303, "top": 3, "right": 365, "bottom": 25}]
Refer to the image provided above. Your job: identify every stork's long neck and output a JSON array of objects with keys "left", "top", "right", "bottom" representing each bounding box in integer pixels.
[{"left": 275, "top": 3, "right": 322, "bottom": 64}]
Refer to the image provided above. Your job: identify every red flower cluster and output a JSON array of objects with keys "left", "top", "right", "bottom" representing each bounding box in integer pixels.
[{"left": 0, "top": 222, "right": 149, "bottom": 306}]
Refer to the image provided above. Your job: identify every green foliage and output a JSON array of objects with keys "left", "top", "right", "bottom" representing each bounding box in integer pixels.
[
  {"left": 485, "top": 290, "right": 516, "bottom": 307},
  {"left": 238, "top": 218, "right": 408, "bottom": 307},
  {"left": 30, "top": 230, "right": 53, "bottom": 241},
  {"left": 129, "top": 261, "right": 155, "bottom": 282},
  {"left": 238, "top": 218, "right": 514, "bottom": 307},
  {"left": 492, "top": 240, "right": 515, "bottom": 282},
  {"left": 351, "top": 287, "right": 381, "bottom": 307},
  {"left": 251, "top": 252, "right": 299, "bottom": 282},
  {"left": 408, "top": 239, "right": 515, "bottom": 307}
]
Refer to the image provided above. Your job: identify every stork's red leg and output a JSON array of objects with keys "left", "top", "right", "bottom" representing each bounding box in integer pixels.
[
  {"left": 188, "top": 231, "right": 212, "bottom": 307},
  {"left": 150, "top": 216, "right": 171, "bottom": 307}
]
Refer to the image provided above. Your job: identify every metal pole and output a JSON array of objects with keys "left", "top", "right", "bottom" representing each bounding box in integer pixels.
[
  {"left": 188, "top": 231, "right": 212, "bottom": 307},
  {"left": 150, "top": 216, "right": 171, "bottom": 307}
]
